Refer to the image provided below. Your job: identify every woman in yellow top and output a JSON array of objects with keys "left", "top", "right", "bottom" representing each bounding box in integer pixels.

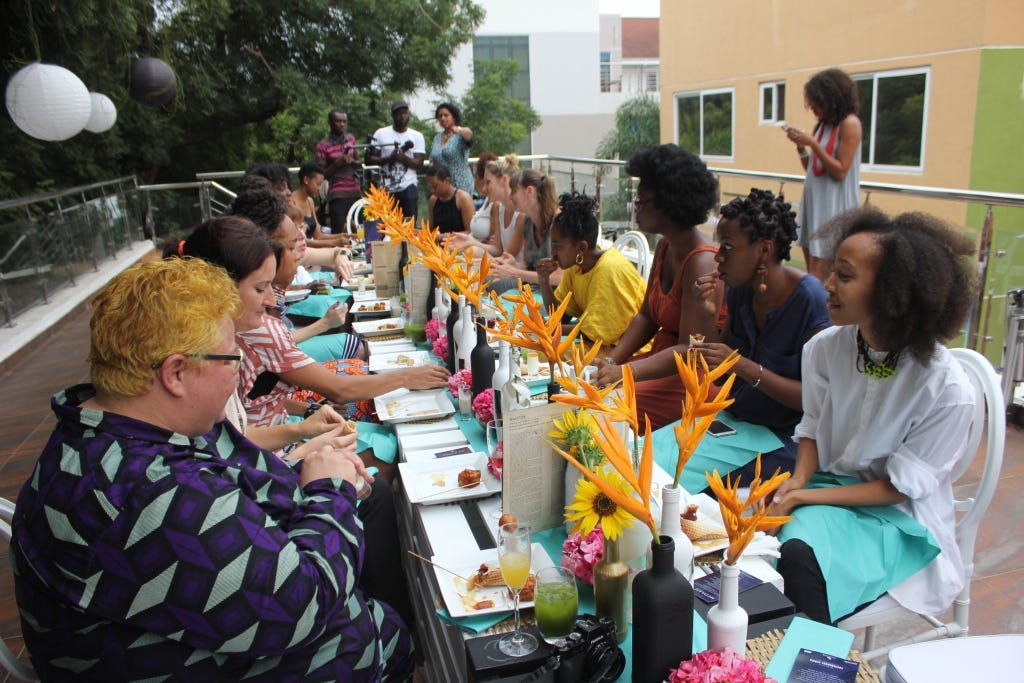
[{"left": 537, "top": 191, "right": 646, "bottom": 353}]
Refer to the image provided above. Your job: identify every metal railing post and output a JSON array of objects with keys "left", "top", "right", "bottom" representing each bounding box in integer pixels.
[
  {"left": 968, "top": 205, "right": 995, "bottom": 350},
  {"left": 54, "top": 199, "right": 78, "bottom": 285}
]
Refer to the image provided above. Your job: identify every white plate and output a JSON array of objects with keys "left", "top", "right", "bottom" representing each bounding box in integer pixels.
[
  {"left": 350, "top": 299, "right": 392, "bottom": 315},
  {"left": 398, "top": 429, "right": 469, "bottom": 460},
  {"left": 432, "top": 543, "right": 554, "bottom": 618},
  {"left": 367, "top": 339, "right": 417, "bottom": 355},
  {"left": 339, "top": 275, "right": 375, "bottom": 290},
  {"left": 393, "top": 416, "right": 460, "bottom": 437},
  {"left": 375, "top": 388, "right": 455, "bottom": 423},
  {"left": 284, "top": 288, "right": 310, "bottom": 303},
  {"left": 518, "top": 363, "right": 552, "bottom": 386},
  {"left": 369, "top": 350, "right": 431, "bottom": 373},
  {"left": 398, "top": 452, "right": 499, "bottom": 505},
  {"left": 353, "top": 317, "right": 405, "bottom": 338},
  {"left": 402, "top": 444, "right": 476, "bottom": 465}
]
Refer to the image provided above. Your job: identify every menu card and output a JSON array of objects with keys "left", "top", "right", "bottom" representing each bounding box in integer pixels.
[{"left": 501, "top": 401, "right": 572, "bottom": 531}]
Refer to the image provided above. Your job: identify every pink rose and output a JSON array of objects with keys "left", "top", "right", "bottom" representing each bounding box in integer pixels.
[
  {"left": 425, "top": 318, "right": 441, "bottom": 343},
  {"left": 432, "top": 335, "right": 448, "bottom": 361}
]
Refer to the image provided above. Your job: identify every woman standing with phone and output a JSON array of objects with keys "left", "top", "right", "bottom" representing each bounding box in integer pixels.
[{"left": 784, "top": 68, "right": 862, "bottom": 281}]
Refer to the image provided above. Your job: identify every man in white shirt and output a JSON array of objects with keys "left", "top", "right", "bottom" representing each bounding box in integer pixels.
[{"left": 366, "top": 100, "right": 426, "bottom": 223}]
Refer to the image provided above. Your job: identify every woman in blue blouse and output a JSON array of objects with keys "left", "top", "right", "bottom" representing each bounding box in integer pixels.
[
  {"left": 695, "top": 188, "right": 829, "bottom": 477},
  {"left": 429, "top": 102, "right": 475, "bottom": 194}
]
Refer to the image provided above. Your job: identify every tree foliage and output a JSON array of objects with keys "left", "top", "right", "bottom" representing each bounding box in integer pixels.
[
  {"left": 596, "top": 94, "right": 660, "bottom": 161},
  {"left": 451, "top": 60, "right": 540, "bottom": 157},
  {"left": 0, "top": 0, "right": 483, "bottom": 199},
  {"left": 596, "top": 95, "right": 661, "bottom": 220}
]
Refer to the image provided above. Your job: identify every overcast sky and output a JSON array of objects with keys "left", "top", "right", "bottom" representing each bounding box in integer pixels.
[{"left": 597, "top": 0, "right": 659, "bottom": 17}]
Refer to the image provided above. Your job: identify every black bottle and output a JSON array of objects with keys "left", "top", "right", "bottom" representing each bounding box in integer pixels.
[
  {"left": 445, "top": 295, "right": 460, "bottom": 373},
  {"left": 631, "top": 535, "right": 694, "bottom": 683},
  {"left": 470, "top": 317, "right": 494, "bottom": 399}
]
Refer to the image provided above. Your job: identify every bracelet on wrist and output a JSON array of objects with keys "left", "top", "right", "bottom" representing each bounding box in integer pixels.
[{"left": 751, "top": 363, "right": 764, "bottom": 389}]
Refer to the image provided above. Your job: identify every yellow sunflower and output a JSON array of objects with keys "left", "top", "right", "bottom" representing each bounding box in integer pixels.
[{"left": 564, "top": 470, "right": 636, "bottom": 540}]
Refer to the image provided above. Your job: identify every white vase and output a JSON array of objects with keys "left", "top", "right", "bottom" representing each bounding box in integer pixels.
[
  {"left": 707, "top": 562, "right": 748, "bottom": 653},
  {"left": 660, "top": 484, "right": 695, "bottom": 582}
]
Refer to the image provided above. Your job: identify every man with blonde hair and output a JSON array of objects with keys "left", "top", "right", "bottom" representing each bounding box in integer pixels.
[{"left": 11, "top": 258, "right": 413, "bottom": 681}]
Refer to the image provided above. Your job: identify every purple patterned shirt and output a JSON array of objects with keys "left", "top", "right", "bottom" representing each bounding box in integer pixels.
[{"left": 11, "top": 385, "right": 412, "bottom": 681}]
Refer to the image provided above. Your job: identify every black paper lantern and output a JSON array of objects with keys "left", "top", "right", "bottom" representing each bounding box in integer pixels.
[{"left": 128, "top": 57, "right": 177, "bottom": 107}]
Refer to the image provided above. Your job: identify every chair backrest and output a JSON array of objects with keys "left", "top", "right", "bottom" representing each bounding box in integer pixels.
[
  {"left": 0, "top": 496, "right": 39, "bottom": 682},
  {"left": 345, "top": 198, "right": 369, "bottom": 235},
  {"left": 948, "top": 348, "right": 1005, "bottom": 574},
  {"left": 612, "top": 230, "right": 652, "bottom": 281}
]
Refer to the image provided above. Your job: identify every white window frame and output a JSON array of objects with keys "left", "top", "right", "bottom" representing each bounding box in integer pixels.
[
  {"left": 759, "top": 81, "right": 786, "bottom": 124},
  {"left": 673, "top": 87, "right": 735, "bottom": 160},
  {"left": 854, "top": 67, "right": 930, "bottom": 173}
]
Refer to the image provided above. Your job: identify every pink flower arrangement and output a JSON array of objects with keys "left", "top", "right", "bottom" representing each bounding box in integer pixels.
[
  {"left": 668, "top": 648, "right": 775, "bottom": 683},
  {"left": 425, "top": 318, "right": 441, "bottom": 343},
  {"left": 432, "top": 335, "right": 449, "bottom": 361},
  {"left": 447, "top": 368, "right": 472, "bottom": 398},
  {"left": 561, "top": 526, "right": 605, "bottom": 586},
  {"left": 472, "top": 388, "right": 495, "bottom": 425}
]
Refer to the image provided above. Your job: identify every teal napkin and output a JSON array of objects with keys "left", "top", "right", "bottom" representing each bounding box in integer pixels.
[
  {"left": 648, "top": 414, "right": 783, "bottom": 492},
  {"left": 356, "top": 422, "right": 398, "bottom": 465},
  {"left": 286, "top": 288, "right": 352, "bottom": 318},
  {"left": 435, "top": 607, "right": 510, "bottom": 634},
  {"left": 777, "top": 472, "right": 941, "bottom": 622}
]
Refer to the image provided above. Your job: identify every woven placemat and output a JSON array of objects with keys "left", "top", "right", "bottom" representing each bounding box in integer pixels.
[
  {"left": 365, "top": 332, "right": 409, "bottom": 342},
  {"left": 745, "top": 629, "right": 880, "bottom": 683}
]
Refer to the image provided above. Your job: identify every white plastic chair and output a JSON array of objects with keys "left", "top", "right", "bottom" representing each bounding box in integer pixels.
[
  {"left": 883, "top": 634, "right": 1024, "bottom": 682},
  {"left": 836, "top": 347, "right": 1006, "bottom": 660},
  {"left": 612, "top": 230, "right": 652, "bottom": 281},
  {"left": 345, "top": 198, "right": 369, "bottom": 235},
  {"left": 0, "top": 497, "right": 39, "bottom": 682}
]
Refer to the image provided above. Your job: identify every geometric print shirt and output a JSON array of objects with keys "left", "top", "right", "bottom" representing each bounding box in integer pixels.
[{"left": 10, "top": 385, "right": 412, "bottom": 681}]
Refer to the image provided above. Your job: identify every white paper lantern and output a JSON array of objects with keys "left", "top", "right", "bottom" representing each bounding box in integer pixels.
[
  {"left": 84, "top": 92, "right": 117, "bottom": 133},
  {"left": 4, "top": 63, "right": 92, "bottom": 141}
]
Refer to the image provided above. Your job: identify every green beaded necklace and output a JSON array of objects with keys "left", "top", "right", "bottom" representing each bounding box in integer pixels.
[{"left": 856, "top": 330, "right": 900, "bottom": 379}]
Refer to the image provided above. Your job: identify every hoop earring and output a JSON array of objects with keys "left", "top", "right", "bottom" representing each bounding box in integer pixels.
[
  {"left": 575, "top": 253, "right": 584, "bottom": 266},
  {"left": 757, "top": 262, "right": 768, "bottom": 293}
]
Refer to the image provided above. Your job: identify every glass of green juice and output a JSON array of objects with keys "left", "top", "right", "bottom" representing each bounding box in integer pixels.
[{"left": 534, "top": 566, "right": 579, "bottom": 646}]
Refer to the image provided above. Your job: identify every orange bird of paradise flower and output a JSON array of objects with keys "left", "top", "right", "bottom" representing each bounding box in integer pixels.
[
  {"left": 671, "top": 348, "right": 741, "bottom": 488},
  {"left": 705, "top": 455, "right": 792, "bottom": 565},
  {"left": 488, "top": 283, "right": 584, "bottom": 371}
]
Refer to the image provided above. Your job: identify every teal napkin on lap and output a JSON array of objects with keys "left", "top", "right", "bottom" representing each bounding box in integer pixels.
[
  {"left": 286, "top": 288, "right": 352, "bottom": 318},
  {"left": 648, "top": 415, "right": 784, "bottom": 492},
  {"left": 356, "top": 422, "right": 398, "bottom": 465},
  {"left": 777, "top": 472, "right": 941, "bottom": 622}
]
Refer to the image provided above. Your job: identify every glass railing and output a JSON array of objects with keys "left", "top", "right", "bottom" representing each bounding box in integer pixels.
[
  {"left": 4, "top": 157, "right": 1021, "bottom": 370},
  {"left": 0, "top": 176, "right": 145, "bottom": 325}
]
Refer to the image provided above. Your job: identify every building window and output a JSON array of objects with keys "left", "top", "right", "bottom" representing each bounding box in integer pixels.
[
  {"left": 854, "top": 68, "right": 928, "bottom": 169},
  {"left": 760, "top": 81, "right": 786, "bottom": 124},
  {"left": 676, "top": 88, "right": 734, "bottom": 158},
  {"left": 645, "top": 70, "right": 658, "bottom": 93},
  {"left": 600, "top": 51, "right": 612, "bottom": 93},
  {"left": 474, "top": 36, "right": 531, "bottom": 105}
]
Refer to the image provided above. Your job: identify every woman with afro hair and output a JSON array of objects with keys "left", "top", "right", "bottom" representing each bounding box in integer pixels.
[
  {"left": 592, "top": 144, "right": 723, "bottom": 432},
  {"left": 768, "top": 208, "right": 976, "bottom": 625},
  {"left": 785, "top": 68, "right": 862, "bottom": 281},
  {"left": 694, "top": 188, "right": 830, "bottom": 480}
]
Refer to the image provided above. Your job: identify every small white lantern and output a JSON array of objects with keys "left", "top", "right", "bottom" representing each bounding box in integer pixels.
[
  {"left": 4, "top": 63, "right": 92, "bottom": 141},
  {"left": 84, "top": 92, "right": 117, "bottom": 133}
]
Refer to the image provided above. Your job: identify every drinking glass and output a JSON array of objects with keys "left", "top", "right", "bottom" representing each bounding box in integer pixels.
[
  {"left": 534, "top": 566, "right": 578, "bottom": 646},
  {"left": 485, "top": 419, "right": 503, "bottom": 478},
  {"left": 498, "top": 523, "right": 537, "bottom": 657},
  {"left": 458, "top": 385, "right": 473, "bottom": 421}
]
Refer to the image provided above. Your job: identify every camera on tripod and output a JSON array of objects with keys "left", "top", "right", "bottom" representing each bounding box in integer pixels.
[{"left": 550, "top": 614, "right": 625, "bottom": 683}]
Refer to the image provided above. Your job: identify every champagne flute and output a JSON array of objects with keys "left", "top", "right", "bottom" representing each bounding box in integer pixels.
[{"left": 497, "top": 523, "right": 538, "bottom": 657}]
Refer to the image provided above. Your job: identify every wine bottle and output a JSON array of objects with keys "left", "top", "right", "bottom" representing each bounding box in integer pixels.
[
  {"left": 492, "top": 340, "right": 511, "bottom": 421},
  {"left": 502, "top": 347, "right": 532, "bottom": 413},
  {"left": 431, "top": 285, "right": 448, "bottom": 322},
  {"left": 457, "top": 301, "right": 475, "bottom": 371},
  {"left": 447, "top": 294, "right": 465, "bottom": 373},
  {"left": 470, "top": 317, "right": 494, "bottom": 398}
]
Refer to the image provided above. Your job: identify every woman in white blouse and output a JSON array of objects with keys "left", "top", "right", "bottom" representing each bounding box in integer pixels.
[{"left": 768, "top": 207, "right": 976, "bottom": 624}]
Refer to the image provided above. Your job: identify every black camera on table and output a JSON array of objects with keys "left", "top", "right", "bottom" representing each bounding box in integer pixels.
[{"left": 551, "top": 614, "right": 625, "bottom": 683}]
